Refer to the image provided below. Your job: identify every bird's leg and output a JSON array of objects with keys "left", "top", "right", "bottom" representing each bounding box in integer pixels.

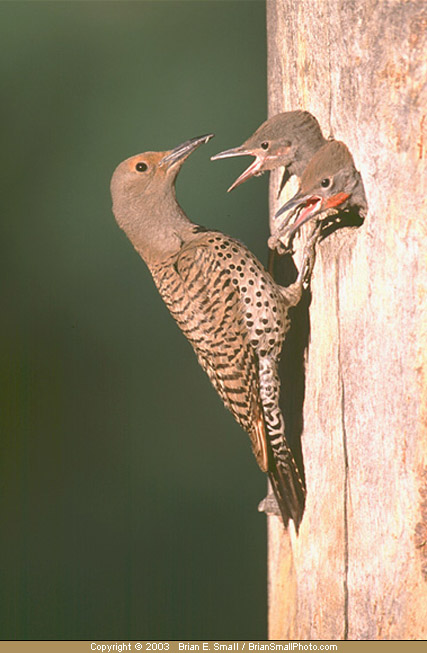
[
  {"left": 295, "top": 221, "right": 322, "bottom": 289},
  {"left": 277, "top": 221, "right": 321, "bottom": 306}
]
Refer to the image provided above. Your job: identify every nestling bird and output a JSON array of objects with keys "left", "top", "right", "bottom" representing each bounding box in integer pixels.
[
  {"left": 211, "top": 111, "right": 327, "bottom": 276},
  {"left": 110, "top": 134, "right": 318, "bottom": 529},
  {"left": 274, "top": 140, "right": 368, "bottom": 247},
  {"left": 211, "top": 110, "right": 326, "bottom": 194}
]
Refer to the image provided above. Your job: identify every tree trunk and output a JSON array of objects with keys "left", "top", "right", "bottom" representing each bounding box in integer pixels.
[{"left": 266, "top": 0, "right": 427, "bottom": 640}]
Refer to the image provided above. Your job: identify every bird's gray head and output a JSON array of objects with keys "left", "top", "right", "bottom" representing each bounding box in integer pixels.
[
  {"left": 111, "top": 134, "right": 214, "bottom": 221},
  {"left": 211, "top": 111, "right": 326, "bottom": 191},
  {"left": 275, "top": 140, "right": 367, "bottom": 237},
  {"left": 110, "top": 134, "right": 214, "bottom": 262}
]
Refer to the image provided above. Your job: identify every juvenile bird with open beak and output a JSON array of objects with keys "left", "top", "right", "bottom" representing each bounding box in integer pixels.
[
  {"left": 211, "top": 110, "right": 326, "bottom": 195},
  {"left": 273, "top": 140, "right": 368, "bottom": 251},
  {"left": 212, "top": 111, "right": 327, "bottom": 277}
]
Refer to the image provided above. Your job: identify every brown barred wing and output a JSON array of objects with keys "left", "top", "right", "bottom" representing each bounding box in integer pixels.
[{"left": 173, "top": 239, "right": 270, "bottom": 472}]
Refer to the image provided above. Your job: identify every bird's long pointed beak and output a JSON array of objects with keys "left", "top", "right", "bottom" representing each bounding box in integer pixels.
[
  {"left": 161, "top": 133, "right": 214, "bottom": 167},
  {"left": 211, "top": 146, "right": 263, "bottom": 192},
  {"left": 274, "top": 191, "right": 324, "bottom": 238},
  {"left": 211, "top": 145, "right": 249, "bottom": 161},
  {"left": 227, "top": 157, "right": 263, "bottom": 192},
  {"left": 275, "top": 190, "right": 351, "bottom": 238},
  {"left": 275, "top": 192, "right": 309, "bottom": 219}
]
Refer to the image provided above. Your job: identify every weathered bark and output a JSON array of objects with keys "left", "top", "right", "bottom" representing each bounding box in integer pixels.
[{"left": 267, "top": 0, "right": 427, "bottom": 640}]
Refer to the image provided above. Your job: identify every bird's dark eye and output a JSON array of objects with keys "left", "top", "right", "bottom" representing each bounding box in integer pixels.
[
  {"left": 321, "top": 178, "right": 331, "bottom": 188},
  {"left": 261, "top": 141, "right": 269, "bottom": 150},
  {"left": 136, "top": 162, "right": 148, "bottom": 172}
]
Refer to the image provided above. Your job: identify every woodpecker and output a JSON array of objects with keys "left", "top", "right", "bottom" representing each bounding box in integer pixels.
[
  {"left": 274, "top": 140, "right": 367, "bottom": 247},
  {"left": 211, "top": 110, "right": 326, "bottom": 194},
  {"left": 211, "top": 111, "right": 327, "bottom": 276},
  {"left": 111, "top": 134, "right": 318, "bottom": 529}
]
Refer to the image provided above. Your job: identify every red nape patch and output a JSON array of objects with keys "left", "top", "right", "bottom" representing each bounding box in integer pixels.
[{"left": 325, "top": 192, "right": 350, "bottom": 209}]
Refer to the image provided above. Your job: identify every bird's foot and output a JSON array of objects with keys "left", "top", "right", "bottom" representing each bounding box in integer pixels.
[
  {"left": 269, "top": 202, "right": 304, "bottom": 253},
  {"left": 258, "top": 492, "right": 282, "bottom": 517},
  {"left": 268, "top": 232, "right": 294, "bottom": 256}
]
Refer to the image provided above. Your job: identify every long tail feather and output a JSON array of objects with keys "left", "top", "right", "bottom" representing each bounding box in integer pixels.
[{"left": 268, "top": 453, "right": 306, "bottom": 531}]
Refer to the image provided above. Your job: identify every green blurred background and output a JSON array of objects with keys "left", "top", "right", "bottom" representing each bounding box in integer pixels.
[{"left": 1, "top": 0, "right": 271, "bottom": 640}]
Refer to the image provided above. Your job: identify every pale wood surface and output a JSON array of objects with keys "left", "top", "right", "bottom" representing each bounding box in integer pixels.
[{"left": 266, "top": 0, "right": 427, "bottom": 640}]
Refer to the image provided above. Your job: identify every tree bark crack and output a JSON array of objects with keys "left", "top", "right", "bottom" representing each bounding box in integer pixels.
[{"left": 336, "top": 256, "right": 349, "bottom": 640}]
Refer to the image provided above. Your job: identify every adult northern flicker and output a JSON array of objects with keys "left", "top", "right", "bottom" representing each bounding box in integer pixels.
[
  {"left": 211, "top": 110, "right": 326, "bottom": 194},
  {"left": 274, "top": 140, "right": 367, "bottom": 246},
  {"left": 110, "top": 134, "right": 318, "bottom": 530}
]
